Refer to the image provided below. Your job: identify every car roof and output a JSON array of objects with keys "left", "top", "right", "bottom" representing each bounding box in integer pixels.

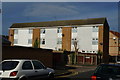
[{"left": 100, "top": 64, "right": 120, "bottom": 67}]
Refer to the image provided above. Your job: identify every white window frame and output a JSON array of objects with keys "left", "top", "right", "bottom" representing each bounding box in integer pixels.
[
  {"left": 92, "top": 26, "right": 98, "bottom": 32},
  {"left": 40, "top": 39, "right": 45, "bottom": 45},
  {"left": 14, "top": 39, "right": 18, "bottom": 44},
  {"left": 72, "top": 27, "right": 77, "bottom": 33},
  {"left": 14, "top": 29, "right": 18, "bottom": 34},
  {"left": 57, "top": 27, "right": 62, "bottom": 33},
  {"left": 28, "top": 39, "right": 32, "bottom": 44},
  {"left": 41, "top": 28, "right": 45, "bottom": 34}
]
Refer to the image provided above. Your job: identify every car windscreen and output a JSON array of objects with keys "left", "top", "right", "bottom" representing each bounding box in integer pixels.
[
  {"left": 95, "top": 65, "right": 120, "bottom": 75},
  {"left": 0, "top": 61, "right": 19, "bottom": 70}
]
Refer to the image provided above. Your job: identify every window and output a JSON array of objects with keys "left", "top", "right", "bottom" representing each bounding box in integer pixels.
[
  {"left": 57, "top": 27, "right": 62, "bottom": 33},
  {"left": 92, "top": 38, "right": 98, "bottom": 45},
  {"left": 72, "top": 27, "right": 77, "bottom": 33},
  {"left": 28, "top": 39, "right": 32, "bottom": 44},
  {"left": 92, "top": 26, "right": 98, "bottom": 32},
  {"left": 92, "top": 38, "right": 98, "bottom": 41},
  {"left": 57, "top": 38, "right": 62, "bottom": 44},
  {"left": 14, "top": 39, "right": 18, "bottom": 44},
  {"left": 32, "top": 61, "right": 45, "bottom": 69},
  {"left": 29, "top": 29, "right": 33, "bottom": 34},
  {"left": 22, "top": 61, "right": 33, "bottom": 70},
  {"left": 92, "top": 41, "right": 98, "bottom": 45},
  {"left": 41, "top": 28, "right": 45, "bottom": 34},
  {"left": 92, "top": 38, "right": 95, "bottom": 40},
  {"left": 1, "top": 61, "right": 19, "bottom": 70},
  {"left": 82, "top": 50, "right": 85, "bottom": 53},
  {"left": 14, "top": 29, "right": 18, "bottom": 34},
  {"left": 40, "top": 39, "right": 45, "bottom": 45},
  {"left": 72, "top": 38, "right": 77, "bottom": 45}
]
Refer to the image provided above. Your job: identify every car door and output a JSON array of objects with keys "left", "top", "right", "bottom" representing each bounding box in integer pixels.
[
  {"left": 32, "top": 60, "right": 49, "bottom": 79},
  {"left": 21, "top": 61, "right": 35, "bottom": 80}
]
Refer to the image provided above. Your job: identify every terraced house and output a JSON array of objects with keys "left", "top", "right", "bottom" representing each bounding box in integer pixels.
[{"left": 9, "top": 18, "right": 109, "bottom": 57}]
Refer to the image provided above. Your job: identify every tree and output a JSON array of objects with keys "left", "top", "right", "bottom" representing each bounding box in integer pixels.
[
  {"left": 72, "top": 39, "right": 79, "bottom": 64},
  {"left": 34, "top": 38, "right": 39, "bottom": 48},
  {"left": 97, "top": 50, "right": 103, "bottom": 64}
]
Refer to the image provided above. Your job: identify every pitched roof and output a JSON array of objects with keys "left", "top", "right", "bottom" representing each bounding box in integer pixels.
[
  {"left": 10, "top": 17, "right": 107, "bottom": 28},
  {"left": 110, "top": 30, "right": 120, "bottom": 38}
]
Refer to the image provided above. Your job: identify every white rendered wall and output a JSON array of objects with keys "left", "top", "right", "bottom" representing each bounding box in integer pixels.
[
  {"left": 41, "top": 28, "right": 58, "bottom": 50},
  {"left": 77, "top": 27, "right": 93, "bottom": 52},
  {"left": 14, "top": 28, "right": 32, "bottom": 47},
  {"left": 71, "top": 25, "right": 100, "bottom": 53}
]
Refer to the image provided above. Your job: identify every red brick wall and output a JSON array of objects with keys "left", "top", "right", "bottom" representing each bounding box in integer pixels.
[{"left": 2, "top": 46, "right": 53, "bottom": 68}]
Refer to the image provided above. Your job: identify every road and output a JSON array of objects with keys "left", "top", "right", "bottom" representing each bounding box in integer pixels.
[{"left": 54, "top": 65, "right": 96, "bottom": 80}]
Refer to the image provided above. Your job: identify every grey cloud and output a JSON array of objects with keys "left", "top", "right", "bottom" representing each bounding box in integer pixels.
[{"left": 23, "top": 4, "right": 80, "bottom": 17}]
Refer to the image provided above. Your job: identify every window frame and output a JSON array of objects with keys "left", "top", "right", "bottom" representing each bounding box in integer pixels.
[
  {"left": 40, "top": 39, "right": 45, "bottom": 45},
  {"left": 41, "top": 28, "right": 45, "bottom": 34},
  {"left": 28, "top": 39, "right": 32, "bottom": 44},
  {"left": 72, "top": 27, "right": 77, "bottom": 33},
  {"left": 57, "top": 27, "right": 62, "bottom": 33},
  {"left": 92, "top": 26, "right": 98, "bottom": 32}
]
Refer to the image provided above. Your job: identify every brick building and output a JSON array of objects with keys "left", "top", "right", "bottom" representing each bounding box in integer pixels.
[
  {"left": 109, "top": 31, "right": 120, "bottom": 56},
  {"left": 9, "top": 17, "right": 109, "bottom": 63}
]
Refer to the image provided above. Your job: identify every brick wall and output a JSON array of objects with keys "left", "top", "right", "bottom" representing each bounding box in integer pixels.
[
  {"left": 2, "top": 46, "right": 68, "bottom": 68},
  {"left": 2, "top": 46, "right": 53, "bottom": 68}
]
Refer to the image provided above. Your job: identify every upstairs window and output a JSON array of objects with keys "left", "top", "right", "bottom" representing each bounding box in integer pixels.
[
  {"left": 92, "top": 38, "right": 98, "bottom": 40},
  {"left": 14, "top": 29, "right": 18, "bottom": 34},
  {"left": 92, "top": 38, "right": 98, "bottom": 45},
  {"left": 29, "top": 29, "right": 33, "bottom": 34},
  {"left": 71, "top": 38, "right": 77, "bottom": 45},
  {"left": 92, "top": 26, "right": 98, "bottom": 32},
  {"left": 57, "top": 27, "right": 62, "bottom": 33},
  {"left": 72, "top": 27, "right": 77, "bottom": 33},
  {"left": 41, "top": 28, "right": 45, "bottom": 34},
  {"left": 40, "top": 39, "right": 45, "bottom": 45}
]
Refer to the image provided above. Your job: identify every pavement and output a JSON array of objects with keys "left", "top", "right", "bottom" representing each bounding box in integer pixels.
[{"left": 55, "top": 64, "right": 97, "bottom": 77}]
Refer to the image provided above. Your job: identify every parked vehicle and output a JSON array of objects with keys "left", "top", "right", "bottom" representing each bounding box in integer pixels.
[
  {"left": 116, "top": 55, "right": 120, "bottom": 63},
  {"left": 91, "top": 64, "right": 120, "bottom": 80},
  {"left": 0, "top": 59, "right": 55, "bottom": 80}
]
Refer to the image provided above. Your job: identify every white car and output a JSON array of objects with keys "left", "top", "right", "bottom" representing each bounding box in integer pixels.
[{"left": 0, "top": 59, "right": 55, "bottom": 80}]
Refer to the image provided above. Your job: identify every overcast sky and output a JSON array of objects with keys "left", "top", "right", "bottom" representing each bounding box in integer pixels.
[{"left": 2, "top": 2, "right": 119, "bottom": 35}]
